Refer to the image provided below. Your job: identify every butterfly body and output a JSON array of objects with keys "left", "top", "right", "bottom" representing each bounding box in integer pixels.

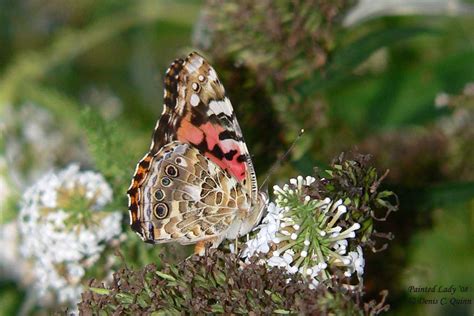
[{"left": 128, "top": 52, "right": 266, "bottom": 251}]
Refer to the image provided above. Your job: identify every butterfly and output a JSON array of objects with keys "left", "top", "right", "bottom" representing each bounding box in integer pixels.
[{"left": 127, "top": 52, "right": 267, "bottom": 254}]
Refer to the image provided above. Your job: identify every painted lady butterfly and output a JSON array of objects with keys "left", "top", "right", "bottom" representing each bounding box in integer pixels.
[{"left": 127, "top": 52, "right": 267, "bottom": 254}]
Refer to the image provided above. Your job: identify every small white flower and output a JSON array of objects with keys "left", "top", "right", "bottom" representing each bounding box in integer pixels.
[
  {"left": 283, "top": 250, "right": 294, "bottom": 263},
  {"left": 18, "top": 164, "right": 122, "bottom": 308},
  {"left": 267, "top": 255, "right": 287, "bottom": 267},
  {"left": 288, "top": 266, "right": 299, "bottom": 274},
  {"left": 348, "top": 246, "right": 365, "bottom": 278}
]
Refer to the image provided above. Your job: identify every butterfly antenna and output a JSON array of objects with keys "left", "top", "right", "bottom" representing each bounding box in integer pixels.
[{"left": 259, "top": 129, "right": 305, "bottom": 191}]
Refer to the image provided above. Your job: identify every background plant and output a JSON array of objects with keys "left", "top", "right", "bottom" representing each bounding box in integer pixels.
[{"left": 1, "top": 0, "right": 473, "bottom": 315}]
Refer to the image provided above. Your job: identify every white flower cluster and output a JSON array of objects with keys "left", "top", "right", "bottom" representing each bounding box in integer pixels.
[
  {"left": 242, "top": 176, "right": 365, "bottom": 288},
  {"left": 437, "top": 82, "right": 474, "bottom": 135},
  {"left": 2, "top": 103, "right": 90, "bottom": 189},
  {"left": 18, "top": 164, "right": 122, "bottom": 307}
]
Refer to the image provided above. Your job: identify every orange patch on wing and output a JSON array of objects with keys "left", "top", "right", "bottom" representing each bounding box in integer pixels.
[
  {"left": 199, "top": 122, "right": 224, "bottom": 150},
  {"left": 204, "top": 148, "right": 247, "bottom": 182},
  {"left": 201, "top": 122, "right": 247, "bottom": 181},
  {"left": 227, "top": 152, "right": 246, "bottom": 181},
  {"left": 204, "top": 151, "right": 228, "bottom": 170},
  {"left": 177, "top": 119, "right": 204, "bottom": 144},
  {"left": 178, "top": 118, "right": 247, "bottom": 182}
]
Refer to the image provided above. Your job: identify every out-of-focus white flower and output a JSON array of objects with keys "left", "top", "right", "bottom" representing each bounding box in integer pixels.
[
  {"left": 80, "top": 87, "right": 123, "bottom": 120},
  {"left": 18, "top": 164, "right": 122, "bottom": 308},
  {"left": 0, "top": 221, "right": 35, "bottom": 285},
  {"left": 241, "top": 175, "right": 365, "bottom": 287},
  {"left": 435, "top": 92, "right": 451, "bottom": 108},
  {"left": 2, "top": 103, "right": 90, "bottom": 189},
  {"left": 437, "top": 82, "right": 474, "bottom": 136},
  {"left": 464, "top": 82, "right": 474, "bottom": 96}
]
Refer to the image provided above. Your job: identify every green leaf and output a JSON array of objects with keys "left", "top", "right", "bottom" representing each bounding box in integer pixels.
[
  {"left": 88, "top": 287, "right": 111, "bottom": 295},
  {"left": 395, "top": 181, "right": 474, "bottom": 211},
  {"left": 137, "top": 295, "right": 149, "bottom": 308},
  {"left": 213, "top": 270, "right": 226, "bottom": 286},
  {"left": 115, "top": 293, "right": 134, "bottom": 305},
  {"left": 151, "top": 308, "right": 181, "bottom": 316},
  {"left": 0, "top": 282, "right": 24, "bottom": 316},
  {"left": 155, "top": 271, "right": 176, "bottom": 282},
  {"left": 295, "top": 26, "right": 435, "bottom": 98},
  {"left": 271, "top": 293, "right": 283, "bottom": 304},
  {"left": 99, "top": 310, "right": 109, "bottom": 316},
  {"left": 80, "top": 107, "right": 141, "bottom": 199},
  {"left": 211, "top": 304, "right": 224, "bottom": 313},
  {"left": 274, "top": 309, "right": 291, "bottom": 314},
  {"left": 193, "top": 274, "right": 208, "bottom": 284},
  {"left": 378, "top": 190, "right": 395, "bottom": 198}
]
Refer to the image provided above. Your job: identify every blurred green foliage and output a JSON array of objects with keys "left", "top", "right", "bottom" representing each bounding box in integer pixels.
[{"left": 1, "top": 0, "right": 473, "bottom": 314}]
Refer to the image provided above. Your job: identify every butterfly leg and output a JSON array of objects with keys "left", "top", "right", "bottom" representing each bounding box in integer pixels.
[
  {"left": 194, "top": 235, "right": 226, "bottom": 255},
  {"left": 194, "top": 240, "right": 209, "bottom": 256}
]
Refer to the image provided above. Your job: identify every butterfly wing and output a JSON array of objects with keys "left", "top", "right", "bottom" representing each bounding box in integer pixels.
[
  {"left": 130, "top": 142, "right": 254, "bottom": 244},
  {"left": 150, "top": 52, "right": 257, "bottom": 196},
  {"left": 128, "top": 52, "right": 263, "bottom": 246}
]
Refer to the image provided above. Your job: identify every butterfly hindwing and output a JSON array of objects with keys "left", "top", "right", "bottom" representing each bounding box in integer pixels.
[{"left": 132, "top": 142, "right": 252, "bottom": 244}]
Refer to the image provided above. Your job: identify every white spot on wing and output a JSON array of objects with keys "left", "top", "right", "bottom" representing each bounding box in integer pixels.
[
  {"left": 208, "top": 162, "right": 218, "bottom": 176},
  {"left": 220, "top": 138, "right": 241, "bottom": 152},
  {"left": 224, "top": 98, "right": 234, "bottom": 114},
  {"left": 227, "top": 176, "right": 237, "bottom": 188},
  {"left": 208, "top": 68, "right": 218, "bottom": 81},
  {"left": 176, "top": 157, "right": 188, "bottom": 167},
  {"left": 184, "top": 185, "right": 201, "bottom": 201},
  {"left": 175, "top": 144, "right": 188, "bottom": 155},
  {"left": 208, "top": 98, "right": 233, "bottom": 116},
  {"left": 186, "top": 56, "right": 204, "bottom": 74},
  {"left": 190, "top": 94, "right": 200, "bottom": 107}
]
